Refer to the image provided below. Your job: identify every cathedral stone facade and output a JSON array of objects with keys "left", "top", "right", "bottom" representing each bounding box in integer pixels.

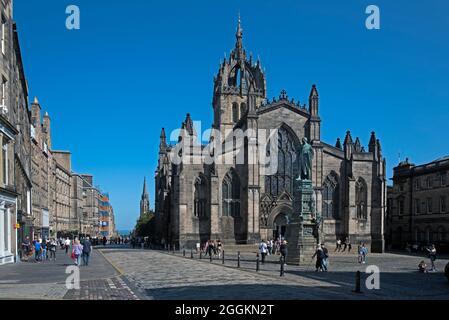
[{"left": 155, "top": 19, "right": 387, "bottom": 253}]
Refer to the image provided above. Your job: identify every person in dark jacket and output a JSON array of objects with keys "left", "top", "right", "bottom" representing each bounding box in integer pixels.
[
  {"left": 312, "top": 245, "right": 325, "bottom": 272},
  {"left": 82, "top": 237, "right": 92, "bottom": 266},
  {"left": 280, "top": 240, "right": 288, "bottom": 265}
]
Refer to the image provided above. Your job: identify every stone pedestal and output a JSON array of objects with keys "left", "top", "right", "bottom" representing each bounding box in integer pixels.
[{"left": 286, "top": 180, "right": 320, "bottom": 265}]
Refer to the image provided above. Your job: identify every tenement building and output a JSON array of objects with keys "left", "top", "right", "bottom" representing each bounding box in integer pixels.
[
  {"left": 0, "top": 0, "right": 117, "bottom": 264},
  {"left": 387, "top": 157, "right": 449, "bottom": 252},
  {"left": 30, "top": 98, "right": 51, "bottom": 239},
  {"left": 1, "top": 0, "right": 31, "bottom": 265},
  {"left": 155, "top": 19, "right": 387, "bottom": 252}
]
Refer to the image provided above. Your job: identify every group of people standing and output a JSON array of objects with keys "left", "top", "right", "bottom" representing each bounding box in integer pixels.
[
  {"left": 312, "top": 243, "right": 329, "bottom": 272},
  {"left": 259, "top": 239, "right": 288, "bottom": 264},
  {"left": 419, "top": 244, "right": 438, "bottom": 273},
  {"left": 312, "top": 242, "right": 369, "bottom": 272},
  {"left": 21, "top": 235, "right": 93, "bottom": 267},
  {"left": 202, "top": 240, "right": 224, "bottom": 258},
  {"left": 22, "top": 237, "right": 58, "bottom": 262},
  {"left": 335, "top": 237, "right": 352, "bottom": 253}
]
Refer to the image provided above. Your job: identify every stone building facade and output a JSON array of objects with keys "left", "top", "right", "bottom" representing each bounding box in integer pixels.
[
  {"left": 0, "top": 0, "right": 31, "bottom": 265},
  {"left": 99, "top": 193, "right": 116, "bottom": 238},
  {"left": 387, "top": 157, "right": 449, "bottom": 252},
  {"left": 30, "top": 98, "right": 51, "bottom": 238},
  {"left": 155, "top": 19, "right": 387, "bottom": 252},
  {"left": 52, "top": 151, "right": 72, "bottom": 235},
  {"left": 79, "top": 174, "right": 101, "bottom": 236},
  {"left": 0, "top": 0, "right": 117, "bottom": 263}
]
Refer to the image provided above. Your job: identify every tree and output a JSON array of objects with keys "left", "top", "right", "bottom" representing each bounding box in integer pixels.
[{"left": 134, "top": 211, "right": 156, "bottom": 240}]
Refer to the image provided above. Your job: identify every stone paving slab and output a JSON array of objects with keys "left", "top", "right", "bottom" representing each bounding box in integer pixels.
[
  {"left": 0, "top": 283, "right": 68, "bottom": 300},
  {"left": 0, "top": 248, "right": 117, "bottom": 284},
  {"left": 0, "top": 246, "right": 123, "bottom": 300}
]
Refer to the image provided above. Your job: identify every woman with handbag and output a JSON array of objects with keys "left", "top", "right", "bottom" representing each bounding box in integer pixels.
[{"left": 72, "top": 239, "right": 83, "bottom": 266}]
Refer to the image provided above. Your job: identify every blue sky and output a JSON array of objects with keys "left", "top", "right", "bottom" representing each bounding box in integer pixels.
[{"left": 13, "top": 0, "right": 449, "bottom": 230}]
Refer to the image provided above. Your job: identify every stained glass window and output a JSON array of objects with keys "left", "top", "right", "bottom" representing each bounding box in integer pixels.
[{"left": 265, "top": 127, "right": 296, "bottom": 198}]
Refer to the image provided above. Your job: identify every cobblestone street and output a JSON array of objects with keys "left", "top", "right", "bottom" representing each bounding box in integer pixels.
[
  {"left": 1, "top": 246, "right": 448, "bottom": 300},
  {"left": 101, "top": 248, "right": 449, "bottom": 300}
]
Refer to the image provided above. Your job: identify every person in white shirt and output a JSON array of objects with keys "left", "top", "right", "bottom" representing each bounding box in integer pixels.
[
  {"left": 259, "top": 240, "right": 268, "bottom": 264},
  {"left": 64, "top": 238, "right": 71, "bottom": 254},
  {"left": 336, "top": 239, "right": 341, "bottom": 252}
]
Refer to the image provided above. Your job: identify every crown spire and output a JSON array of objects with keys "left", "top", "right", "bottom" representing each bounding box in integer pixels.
[
  {"left": 142, "top": 177, "right": 147, "bottom": 195},
  {"left": 234, "top": 13, "right": 244, "bottom": 61}
]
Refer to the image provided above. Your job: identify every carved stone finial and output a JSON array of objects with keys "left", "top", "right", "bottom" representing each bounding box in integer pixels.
[{"left": 280, "top": 89, "right": 288, "bottom": 100}]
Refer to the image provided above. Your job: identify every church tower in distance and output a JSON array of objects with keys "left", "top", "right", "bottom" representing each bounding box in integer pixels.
[{"left": 140, "top": 177, "right": 150, "bottom": 217}]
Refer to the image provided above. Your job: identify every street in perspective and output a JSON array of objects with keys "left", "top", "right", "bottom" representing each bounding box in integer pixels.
[{"left": 0, "top": 0, "right": 449, "bottom": 305}]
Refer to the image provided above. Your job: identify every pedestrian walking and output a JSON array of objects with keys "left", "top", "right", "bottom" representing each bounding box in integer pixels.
[
  {"left": 360, "top": 243, "right": 368, "bottom": 264},
  {"left": 207, "top": 240, "right": 214, "bottom": 257},
  {"left": 33, "top": 239, "right": 42, "bottom": 262},
  {"left": 41, "top": 238, "right": 48, "bottom": 261},
  {"left": 49, "top": 238, "right": 57, "bottom": 261},
  {"left": 64, "top": 237, "right": 71, "bottom": 254},
  {"left": 267, "top": 240, "right": 272, "bottom": 256},
  {"left": 259, "top": 240, "right": 268, "bottom": 264},
  {"left": 21, "top": 236, "right": 32, "bottom": 261},
  {"left": 426, "top": 244, "right": 437, "bottom": 272},
  {"left": 280, "top": 240, "right": 288, "bottom": 265},
  {"left": 217, "top": 240, "right": 223, "bottom": 258},
  {"left": 312, "top": 245, "right": 324, "bottom": 272},
  {"left": 72, "top": 239, "right": 83, "bottom": 266},
  {"left": 82, "top": 236, "right": 92, "bottom": 266},
  {"left": 321, "top": 243, "right": 329, "bottom": 271}
]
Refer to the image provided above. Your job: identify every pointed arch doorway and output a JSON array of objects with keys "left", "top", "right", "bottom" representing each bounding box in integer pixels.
[
  {"left": 267, "top": 204, "right": 293, "bottom": 241},
  {"left": 273, "top": 213, "right": 288, "bottom": 240}
]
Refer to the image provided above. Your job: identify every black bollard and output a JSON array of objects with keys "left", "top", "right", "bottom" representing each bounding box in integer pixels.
[
  {"left": 210, "top": 253, "right": 213, "bottom": 263},
  {"left": 256, "top": 253, "right": 260, "bottom": 272},
  {"left": 190, "top": 249, "right": 193, "bottom": 259},
  {"left": 353, "top": 271, "right": 362, "bottom": 293},
  {"left": 280, "top": 257, "right": 285, "bottom": 277},
  {"left": 222, "top": 251, "right": 225, "bottom": 265},
  {"left": 183, "top": 249, "right": 185, "bottom": 257},
  {"left": 237, "top": 251, "right": 241, "bottom": 268}
]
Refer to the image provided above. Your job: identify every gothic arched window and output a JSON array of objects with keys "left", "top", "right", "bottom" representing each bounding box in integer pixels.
[
  {"left": 222, "top": 170, "right": 240, "bottom": 217},
  {"left": 232, "top": 102, "right": 239, "bottom": 123},
  {"left": 322, "top": 174, "right": 340, "bottom": 219},
  {"left": 194, "top": 175, "right": 207, "bottom": 218},
  {"left": 356, "top": 178, "right": 368, "bottom": 219},
  {"left": 264, "top": 126, "right": 297, "bottom": 198}
]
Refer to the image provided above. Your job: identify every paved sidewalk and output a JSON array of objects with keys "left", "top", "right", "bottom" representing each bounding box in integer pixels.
[{"left": 0, "top": 246, "right": 133, "bottom": 300}]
